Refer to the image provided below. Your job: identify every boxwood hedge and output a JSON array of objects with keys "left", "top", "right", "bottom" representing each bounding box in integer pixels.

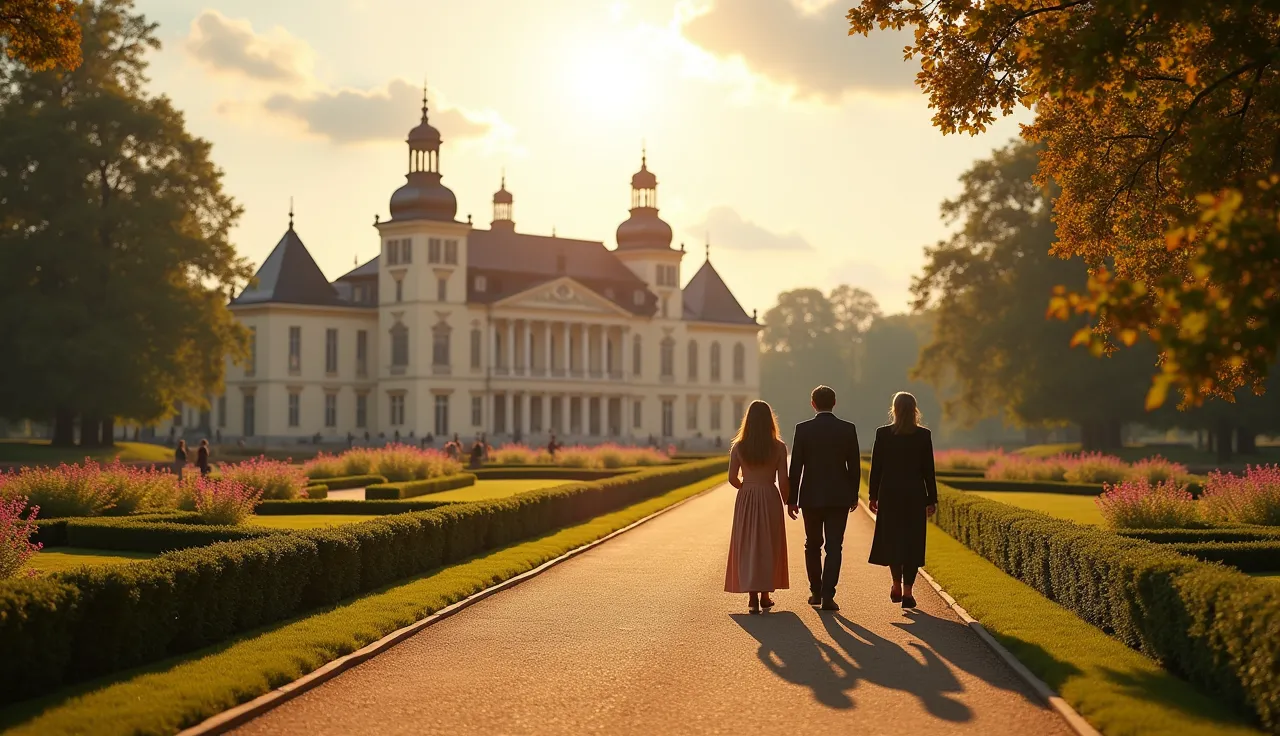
[
  {"left": 365, "top": 472, "right": 477, "bottom": 499},
  {"left": 306, "top": 473, "right": 387, "bottom": 491},
  {"left": 254, "top": 498, "right": 456, "bottom": 515},
  {"left": 945, "top": 477, "right": 1205, "bottom": 496},
  {"left": 933, "top": 486, "right": 1280, "bottom": 730},
  {"left": 63, "top": 516, "right": 280, "bottom": 553},
  {"left": 470, "top": 467, "right": 630, "bottom": 481},
  {"left": 0, "top": 456, "right": 724, "bottom": 703},
  {"left": 1164, "top": 541, "right": 1280, "bottom": 572}
]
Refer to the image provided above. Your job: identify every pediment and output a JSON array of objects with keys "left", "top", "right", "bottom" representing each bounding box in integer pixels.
[{"left": 493, "top": 277, "right": 632, "bottom": 317}]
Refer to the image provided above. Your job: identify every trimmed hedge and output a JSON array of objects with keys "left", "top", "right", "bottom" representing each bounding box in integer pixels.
[
  {"left": 305, "top": 473, "right": 387, "bottom": 491},
  {"left": 0, "top": 456, "right": 725, "bottom": 702},
  {"left": 254, "top": 498, "right": 455, "bottom": 515},
  {"left": 470, "top": 467, "right": 629, "bottom": 481},
  {"left": 935, "top": 468, "right": 989, "bottom": 479},
  {"left": 1119, "top": 527, "right": 1280, "bottom": 544},
  {"left": 63, "top": 517, "right": 280, "bottom": 553},
  {"left": 305, "top": 485, "right": 328, "bottom": 499},
  {"left": 942, "top": 478, "right": 1105, "bottom": 495},
  {"left": 933, "top": 486, "right": 1280, "bottom": 730},
  {"left": 1165, "top": 541, "right": 1280, "bottom": 572},
  {"left": 34, "top": 512, "right": 203, "bottom": 548},
  {"left": 365, "top": 473, "right": 477, "bottom": 499}
]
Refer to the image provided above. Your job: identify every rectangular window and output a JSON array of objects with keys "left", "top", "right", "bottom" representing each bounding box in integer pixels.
[
  {"left": 437, "top": 277, "right": 447, "bottom": 302},
  {"left": 688, "top": 341, "right": 698, "bottom": 381},
  {"left": 400, "top": 238, "right": 412, "bottom": 264},
  {"left": 386, "top": 239, "right": 398, "bottom": 266},
  {"left": 242, "top": 394, "right": 255, "bottom": 437},
  {"left": 433, "top": 331, "right": 450, "bottom": 367},
  {"left": 356, "top": 393, "right": 368, "bottom": 428},
  {"left": 246, "top": 327, "right": 257, "bottom": 377},
  {"left": 444, "top": 239, "right": 458, "bottom": 265},
  {"left": 391, "top": 326, "right": 409, "bottom": 367},
  {"left": 324, "top": 393, "right": 337, "bottom": 428},
  {"left": 733, "top": 399, "right": 745, "bottom": 426},
  {"left": 530, "top": 396, "right": 543, "bottom": 434},
  {"left": 288, "top": 391, "right": 300, "bottom": 427},
  {"left": 588, "top": 397, "right": 601, "bottom": 436},
  {"left": 550, "top": 396, "right": 563, "bottom": 433},
  {"left": 569, "top": 397, "right": 582, "bottom": 435},
  {"left": 660, "top": 339, "right": 674, "bottom": 378},
  {"left": 471, "top": 396, "right": 483, "bottom": 427},
  {"left": 470, "top": 329, "right": 482, "bottom": 369},
  {"left": 661, "top": 399, "right": 674, "bottom": 437},
  {"left": 687, "top": 396, "right": 699, "bottom": 430},
  {"left": 428, "top": 238, "right": 442, "bottom": 263},
  {"left": 217, "top": 396, "right": 227, "bottom": 428},
  {"left": 494, "top": 394, "right": 507, "bottom": 433},
  {"left": 475, "top": 275, "right": 487, "bottom": 293},
  {"left": 632, "top": 337, "right": 641, "bottom": 376},
  {"left": 710, "top": 397, "right": 722, "bottom": 432},
  {"left": 434, "top": 395, "right": 449, "bottom": 436},
  {"left": 633, "top": 400, "right": 642, "bottom": 429},
  {"left": 356, "top": 330, "right": 368, "bottom": 377},
  {"left": 389, "top": 394, "right": 405, "bottom": 426},
  {"left": 395, "top": 279, "right": 403, "bottom": 303},
  {"left": 710, "top": 344, "right": 721, "bottom": 382},
  {"left": 288, "top": 326, "right": 301, "bottom": 373},
  {"left": 325, "top": 328, "right": 338, "bottom": 374}
]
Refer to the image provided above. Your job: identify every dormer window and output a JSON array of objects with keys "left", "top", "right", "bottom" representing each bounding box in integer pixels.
[
  {"left": 475, "top": 275, "right": 487, "bottom": 293},
  {"left": 633, "top": 290, "right": 645, "bottom": 306}
]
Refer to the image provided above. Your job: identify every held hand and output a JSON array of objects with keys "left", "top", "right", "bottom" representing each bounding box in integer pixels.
[
  {"left": 869, "top": 499, "right": 878, "bottom": 514},
  {"left": 787, "top": 505, "right": 799, "bottom": 520},
  {"left": 926, "top": 504, "right": 937, "bottom": 517}
]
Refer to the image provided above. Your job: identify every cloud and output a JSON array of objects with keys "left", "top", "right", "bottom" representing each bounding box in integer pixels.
[
  {"left": 827, "top": 258, "right": 915, "bottom": 312},
  {"left": 185, "top": 10, "right": 310, "bottom": 84},
  {"left": 263, "top": 79, "right": 494, "bottom": 145},
  {"left": 679, "top": 0, "right": 917, "bottom": 99},
  {"left": 688, "top": 206, "right": 811, "bottom": 251}
]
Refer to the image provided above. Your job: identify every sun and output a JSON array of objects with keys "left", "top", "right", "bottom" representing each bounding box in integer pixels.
[{"left": 562, "top": 38, "right": 655, "bottom": 123}]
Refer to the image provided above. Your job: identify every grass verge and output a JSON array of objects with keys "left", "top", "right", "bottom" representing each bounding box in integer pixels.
[
  {"left": 25, "top": 548, "right": 157, "bottom": 574},
  {"left": 0, "top": 474, "right": 728, "bottom": 736},
  {"left": 924, "top": 524, "right": 1261, "bottom": 735},
  {"left": 248, "top": 515, "right": 382, "bottom": 530},
  {"left": 0, "top": 440, "right": 173, "bottom": 465},
  {"left": 969, "top": 491, "right": 1104, "bottom": 525}
]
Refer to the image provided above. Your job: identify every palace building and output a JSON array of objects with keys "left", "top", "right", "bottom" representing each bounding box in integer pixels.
[{"left": 197, "top": 95, "right": 760, "bottom": 445}]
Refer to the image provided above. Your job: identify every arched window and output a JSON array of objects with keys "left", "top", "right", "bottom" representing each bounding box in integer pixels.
[
  {"left": 432, "top": 323, "right": 452, "bottom": 368},
  {"left": 710, "top": 342, "right": 721, "bottom": 382},
  {"left": 632, "top": 334, "right": 642, "bottom": 376},
  {"left": 470, "top": 328, "right": 482, "bottom": 369},
  {"left": 390, "top": 324, "right": 409, "bottom": 368},
  {"left": 733, "top": 342, "right": 745, "bottom": 382},
  {"left": 687, "top": 341, "right": 698, "bottom": 381},
  {"left": 660, "top": 337, "right": 675, "bottom": 379}
]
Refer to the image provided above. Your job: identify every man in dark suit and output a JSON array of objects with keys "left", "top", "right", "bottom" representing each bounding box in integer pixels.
[{"left": 786, "top": 385, "right": 861, "bottom": 611}]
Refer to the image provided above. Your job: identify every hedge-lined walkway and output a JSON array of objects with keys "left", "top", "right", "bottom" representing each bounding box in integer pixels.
[{"left": 235, "top": 485, "right": 1069, "bottom": 735}]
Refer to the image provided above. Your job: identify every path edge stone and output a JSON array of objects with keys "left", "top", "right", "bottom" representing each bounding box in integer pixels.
[
  {"left": 861, "top": 504, "right": 1101, "bottom": 736},
  {"left": 178, "top": 481, "right": 728, "bottom": 736}
]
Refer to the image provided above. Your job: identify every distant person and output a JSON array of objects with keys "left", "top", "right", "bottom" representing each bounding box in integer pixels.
[
  {"left": 724, "top": 400, "right": 790, "bottom": 614},
  {"left": 347, "top": 431, "right": 354, "bottom": 448},
  {"left": 547, "top": 432, "right": 561, "bottom": 459},
  {"left": 196, "top": 439, "right": 211, "bottom": 477},
  {"left": 394, "top": 429, "right": 401, "bottom": 443},
  {"left": 215, "top": 428, "right": 222, "bottom": 444},
  {"left": 174, "top": 440, "right": 188, "bottom": 481},
  {"left": 787, "top": 385, "right": 861, "bottom": 612},
  {"left": 867, "top": 392, "right": 938, "bottom": 610},
  {"left": 364, "top": 430, "right": 370, "bottom": 442},
  {"left": 469, "top": 439, "right": 486, "bottom": 469}
]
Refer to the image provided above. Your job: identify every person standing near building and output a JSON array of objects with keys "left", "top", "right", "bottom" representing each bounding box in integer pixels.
[
  {"left": 174, "top": 440, "right": 188, "bottom": 481},
  {"left": 196, "top": 439, "right": 211, "bottom": 477},
  {"left": 547, "top": 432, "right": 561, "bottom": 460}
]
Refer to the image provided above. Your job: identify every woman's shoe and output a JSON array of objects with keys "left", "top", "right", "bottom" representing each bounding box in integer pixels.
[
  {"left": 890, "top": 587, "right": 903, "bottom": 603},
  {"left": 749, "top": 594, "right": 760, "bottom": 614},
  {"left": 901, "top": 594, "right": 917, "bottom": 609},
  {"left": 760, "top": 594, "right": 775, "bottom": 610}
]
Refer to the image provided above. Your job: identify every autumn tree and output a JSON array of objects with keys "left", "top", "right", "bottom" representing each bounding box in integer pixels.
[
  {"left": 1, "top": 0, "right": 81, "bottom": 71},
  {"left": 849, "top": 0, "right": 1280, "bottom": 408},
  {"left": 0, "top": 0, "right": 250, "bottom": 446}
]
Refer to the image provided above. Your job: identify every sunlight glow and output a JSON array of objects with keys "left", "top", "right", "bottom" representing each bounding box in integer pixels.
[{"left": 562, "top": 38, "right": 656, "bottom": 124}]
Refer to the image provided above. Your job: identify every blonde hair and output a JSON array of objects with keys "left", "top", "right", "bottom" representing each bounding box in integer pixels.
[
  {"left": 733, "top": 399, "right": 780, "bottom": 465},
  {"left": 890, "top": 392, "right": 923, "bottom": 434}
]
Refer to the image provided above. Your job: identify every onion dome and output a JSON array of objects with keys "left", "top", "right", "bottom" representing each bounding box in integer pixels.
[
  {"left": 616, "top": 148, "right": 673, "bottom": 250},
  {"left": 388, "top": 84, "right": 457, "bottom": 222},
  {"left": 492, "top": 173, "right": 514, "bottom": 230}
]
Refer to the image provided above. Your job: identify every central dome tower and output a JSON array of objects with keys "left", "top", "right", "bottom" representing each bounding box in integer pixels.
[
  {"left": 615, "top": 149, "right": 673, "bottom": 251},
  {"left": 389, "top": 86, "right": 458, "bottom": 222}
]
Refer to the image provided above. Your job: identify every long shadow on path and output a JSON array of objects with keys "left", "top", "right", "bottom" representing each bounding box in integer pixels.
[{"left": 893, "top": 610, "right": 1049, "bottom": 705}]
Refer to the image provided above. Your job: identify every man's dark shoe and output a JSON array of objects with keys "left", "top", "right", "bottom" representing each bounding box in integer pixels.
[
  {"left": 808, "top": 593, "right": 822, "bottom": 606},
  {"left": 820, "top": 598, "right": 840, "bottom": 611}
]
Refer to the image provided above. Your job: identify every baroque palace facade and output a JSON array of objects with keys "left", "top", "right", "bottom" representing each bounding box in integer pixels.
[{"left": 185, "top": 98, "right": 760, "bottom": 445}]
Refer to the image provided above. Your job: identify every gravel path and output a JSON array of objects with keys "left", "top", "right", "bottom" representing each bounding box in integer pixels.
[{"left": 235, "top": 483, "right": 1072, "bottom": 736}]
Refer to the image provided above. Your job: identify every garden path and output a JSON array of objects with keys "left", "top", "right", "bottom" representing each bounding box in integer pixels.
[{"left": 234, "top": 483, "right": 1071, "bottom": 735}]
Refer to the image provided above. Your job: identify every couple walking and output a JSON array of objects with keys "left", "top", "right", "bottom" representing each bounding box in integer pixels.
[{"left": 724, "top": 385, "right": 939, "bottom": 614}]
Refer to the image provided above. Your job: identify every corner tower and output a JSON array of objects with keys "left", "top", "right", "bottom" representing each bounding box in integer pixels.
[{"left": 613, "top": 149, "right": 684, "bottom": 320}]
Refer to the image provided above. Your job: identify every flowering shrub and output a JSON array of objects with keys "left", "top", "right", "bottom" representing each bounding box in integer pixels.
[
  {"left": 1128, "top": 456, "right": 1192, "bottom": 486},
  {"left": 0, "top": 497, "right": 41, "bottom": 578},
  {"left": 1096, "top": 478, "right": 1200, "bottom": 529},
  {"left": 986, "top": 455, "right": 1070, "bottom": 482},
  {"left": 218, "top": 457, "right": 307, "bottom": 500},
  {"left": 1063, "top": 452, "right": 1131, "bottom": 484},
  {"left": 936, "top": 449, "right": 1006, "bottom": 471},
  {"left": 302, "top": 446, "right": 461, "bottom": 483},
  {"left": 0, "top": 459, "right": 181, "bottom": 518},
  {"left": 1201, "top": 465, "right": 1280, "bottom": 526},
  {"left": 302, "top": 453, "right": 345, "bottom": 479},
  {"left": 493, "top": 445, "right": 537, "bottom": 464},
  {"left": 187, "top": 477, "right": 263, "bottom": 525}
]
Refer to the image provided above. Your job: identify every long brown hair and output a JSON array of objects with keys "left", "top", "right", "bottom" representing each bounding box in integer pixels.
[
  {"left": 890, "top": 391, "right": 923, "bottom": 434},
  {"left": 733, "top": 399, "right": 780, "bottom": 465}
]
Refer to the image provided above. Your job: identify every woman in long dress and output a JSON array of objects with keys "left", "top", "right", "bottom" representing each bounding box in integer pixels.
[
  {"left": 724, "top": 399, "right": 790, "bottom": 613},
  {"left": 867, "top": 392, "right": 939, "bottom": 610}
]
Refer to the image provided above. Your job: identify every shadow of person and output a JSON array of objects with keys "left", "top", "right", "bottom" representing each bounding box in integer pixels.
[
  {"left": 892, "top": 610, "right": 1046, "bottom": 705},
  {"left": 730, "top": 611, "right": 858, "bottom": 709},
  {"left": 821, "top": 613, "right": 973, "bottom": 723}
]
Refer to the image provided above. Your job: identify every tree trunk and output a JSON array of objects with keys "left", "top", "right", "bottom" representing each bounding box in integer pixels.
[
  {"left": 1196, "top": 429, "right": 1205, "bottom": 451},
  {"left": 1104, "top": 420, "right": 1123, "bottom": 452},
  {"left": 1214, "top": 418, "right": 1235, "bottom": 466},
  {"left": 1080, "top": 422, "right": 1096, "bottom": 452},
  {"left": 1237, "top": 426, "right": 1258, "bottom": 455},
  {"left": 101, "top": 417, "right": 115, "bottom": 448},
  {"left": 52, "top": 407, "right": 76, "bottom": 447},
  {"left": 79, "top": 414, "right": 102, "bottom": 448}
]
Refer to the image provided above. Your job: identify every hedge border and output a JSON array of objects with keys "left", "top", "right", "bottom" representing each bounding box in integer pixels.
[
  {"left": 0, "top": 456, "right": 726, "bottom": 703},
  {"left": 254, "top": 498, "right": 454, "bottom": 515},
  {"left": 364, "top": 473, "right": 476, "bottom": 499},
  {"left": 470, "top": 467, "right": 630, "bottom": 481},
  {"left": 304, "top": 474, "right": 387, "bottom": 491},
  {"left": 1118, "top": 527, "right": 1280, "bottom": 544},
  {"left": 62, "top": 517, "right": 280, "bottom": 553},
  {"left": 1165, "top": 541, "right": 1280, "bottom": 572},
  {"left": 947, "top": 477, "right": 1205, "bottom": 496}
]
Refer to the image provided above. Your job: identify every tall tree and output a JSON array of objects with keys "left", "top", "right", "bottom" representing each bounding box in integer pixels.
[
  {"left": 912, "top": 140, "right": 1154, "bottom": 451},
  {"left": 1, "top": 0, "right": 81, "bottom": 71},
  {"left": 849, "top": 0, "right": 1280, "bottom": 407},
  {"left": 0, "top": 0, "right": 250, "bottom": 446}
]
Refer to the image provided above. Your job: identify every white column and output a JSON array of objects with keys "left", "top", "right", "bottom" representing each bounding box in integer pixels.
[
  {"left": 589, "top": 325, "right": 598, "bottom": 375},
  {"left": 619, "top": 327, "right": 628, "bottom": 378},
  {"left": 506, "top": 320, "right": 515, "bottom": 372},
  {"left": 562, "top": 323, "right": 571, "bottom": 375},
  {"left": 543, "top": 322, "right": 552, "bottom": 373},
  {"left": 486, "top": 320, "right": 495, "bottom": 373},
  {"left": 525, "top": 323, "right": 534, "bottom": 373}
]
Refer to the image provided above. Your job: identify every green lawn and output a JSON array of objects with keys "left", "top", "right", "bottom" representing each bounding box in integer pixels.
[
  {"left": 424, "top": 478, "right": 573, "bottom": 503},
  {"left": 249, "top": 515, "right": 382, "bottom": 530},
  {"left": 970, "top": 491, "right": 1104, "bottom": 525},
  {"left": 0, "top": 440, "right": 173, "bottom": 465},
  {"left": 24, "top": 548, "right": 157, "bottom": 574},
  {"left": 924, "top": 525, "right": 1262, "bottom": 735},
  {"left": 0, "top": 474, "right": 728, "bottom": 736}
]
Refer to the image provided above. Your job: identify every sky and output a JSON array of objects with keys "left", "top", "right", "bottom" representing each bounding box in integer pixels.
[{"left": 136, "top": 0, "right": 1030, "bottom": 316}]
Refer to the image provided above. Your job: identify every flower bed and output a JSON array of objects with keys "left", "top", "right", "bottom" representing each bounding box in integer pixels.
[
  {"left": 216, "top": 458, "right": 306, "bottom": 501},
  {"left": 1, "top": 497, "right": 40, "bottom": 579},
  {"left": 1095, "top": 478, "right": 1200, "bottom": 529},
  {"left": 983, "top": 451, "right": 1193, "bottom": 486},
  {"left": 934, "top": 449, "right": 1006, "bottom": 471},
  {"left": 0, "top": 460, "right": 180, "bottom": 518},
  {"left": 1201, "top": 465, "right": 1280, "bottom": 526},
  {"left": 304, "top": 445, "right": 462, "bottom": 483}
]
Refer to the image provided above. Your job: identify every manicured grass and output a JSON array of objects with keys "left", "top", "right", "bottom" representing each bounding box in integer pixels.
[
  {"left": 422, "top": 478, "right": 573, "bottom": 503},
  {"left": 0, "top": 474, "right": 728, "bottom": 736},
  {"left": 924, "top": 524, "right": 1262, "bottom": 735},
  {"left": 0, "top": 440, "right": 173, "bottom": 465},
  {"left": 24, "top": 547, "right": 157, "bottom": 574},
  {"left": 249, "top": 514, "right": 382, "bottom": 530},
  {"left": 970, "top": 491, "right": 1104, "bottom": 526}
]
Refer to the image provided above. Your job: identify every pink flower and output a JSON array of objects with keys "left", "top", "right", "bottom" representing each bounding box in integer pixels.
[{"left": 0, "top": 497, "right": 42, "bottom": 578}]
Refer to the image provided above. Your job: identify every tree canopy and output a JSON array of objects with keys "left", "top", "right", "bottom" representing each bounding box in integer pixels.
[
  {"left": 1, "top": 0, "right": 81, "bottom": 71},
  {"left": 849, "top": 0, "right": 1280, "bottom": 408},
  {"left": 0, "top": 0, "right": 250, "bottom": 445}
]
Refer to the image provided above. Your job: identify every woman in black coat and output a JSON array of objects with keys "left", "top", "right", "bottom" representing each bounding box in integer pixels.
[{"left": 867, "top": 392, "right": 939, "bottom": 609}]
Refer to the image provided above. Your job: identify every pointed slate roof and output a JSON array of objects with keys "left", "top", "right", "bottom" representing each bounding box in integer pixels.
[
  {"left": 682, "top": 260, "right": 756, "bottom": 325},
  {"left": 233, "top": 226, "right": 341, "bottom": 306}
]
